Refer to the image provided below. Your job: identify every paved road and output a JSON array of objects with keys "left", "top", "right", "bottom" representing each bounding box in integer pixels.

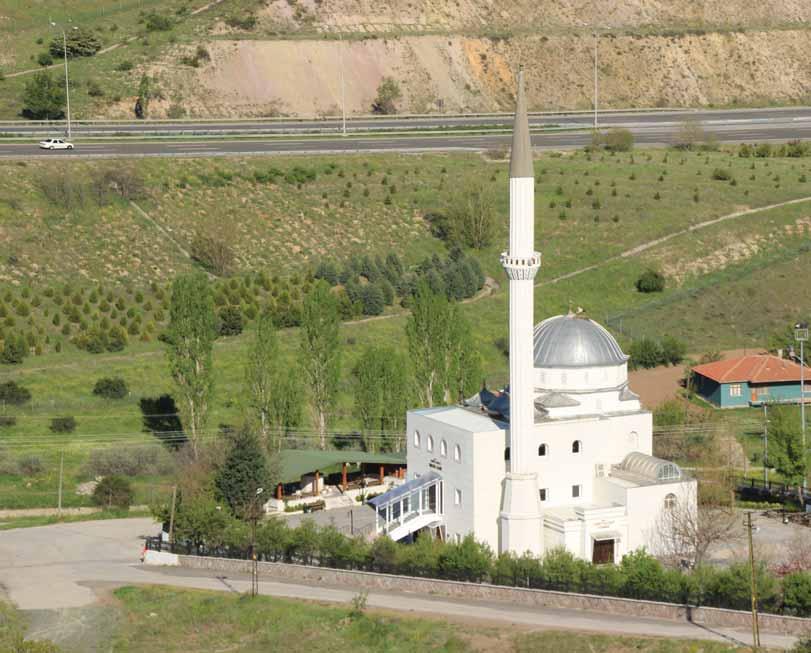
[
  {"left": 2, "top": 106, "right": 811, "bottom": 136},
  {"left": 2, "top": 118, "right": 811, "bottom": 160},
  {"left": 0, "top": 518, "right": 796, "bottom": 648}
]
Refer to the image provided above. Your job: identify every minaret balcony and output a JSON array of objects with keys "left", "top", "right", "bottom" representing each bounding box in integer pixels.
[{"left": 501, "top": 252, "right": 541, "bottom": 281}]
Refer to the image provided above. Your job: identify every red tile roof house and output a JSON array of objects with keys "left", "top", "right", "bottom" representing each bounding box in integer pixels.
[{"left": 691, "top": 354, "right": 810, "bottom": 408}]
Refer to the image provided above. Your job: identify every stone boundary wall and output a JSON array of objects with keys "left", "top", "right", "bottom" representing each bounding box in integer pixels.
[{"left": 150, "top": 552, "right": 811, "bottom": 636}]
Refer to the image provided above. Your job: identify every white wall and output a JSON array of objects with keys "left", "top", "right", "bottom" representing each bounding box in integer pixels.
[{"left": 625, "top": 479, "right": 698, "bottom": 553}]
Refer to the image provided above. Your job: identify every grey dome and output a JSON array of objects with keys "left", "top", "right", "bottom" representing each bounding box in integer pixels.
[{"left": 533, "top": 314, "right": 628, "bottom": 368}]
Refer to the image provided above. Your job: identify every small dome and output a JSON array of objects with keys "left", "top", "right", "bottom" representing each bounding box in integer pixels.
[{"left": 533, "top": 314, "right": 628, "bottom": 368}]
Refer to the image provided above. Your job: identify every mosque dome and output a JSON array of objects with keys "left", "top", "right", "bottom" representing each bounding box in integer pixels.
[{"left": 533, "top": 314, "right": 628, "bottom": 369}]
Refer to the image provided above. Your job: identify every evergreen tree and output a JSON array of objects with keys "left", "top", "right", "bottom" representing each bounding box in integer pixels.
[
  {"left": 360, "top": 283, "right": 384, "bottom": 316},
  {"left": 0, "top": 334, "right": 26, "bottom": 365},
  {"left": 215, "top": 428, "right": 270, "bottom": 517},
  {"left": 21, "top": 71, "right": 65, "bottom": 120},
  {"left": 299, "top": 281, "right": 341, "bottom": 449},
  {"left": 166, "top": 273, "right": 217, "bottom": 459}
]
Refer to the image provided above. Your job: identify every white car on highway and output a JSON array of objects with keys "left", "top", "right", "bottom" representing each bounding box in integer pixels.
[{"left": 38, "top": 138, "right": 74, "bottom": 150}]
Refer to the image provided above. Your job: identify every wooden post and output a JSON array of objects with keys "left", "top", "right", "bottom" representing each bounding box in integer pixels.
[
  {"left": 341, "top": 462, "right": 348, "bottom": 491},
  {"left": 746, "top": 512, "right": 761, "bottom": 650},
  {"left": 57, "top": 451, "right": 64, "bottom": 517},
  {"left": 276, "top": 483, "right": 283, "bottom": 500},
  {"left": 168, "top": 485, "right": 178, "bottom": 546},
  {"left": 314, "top": 470, "right": 320, "bottom": 497},
  {"left": 379, "top": 465, "right": 384, "bottom": 484}
]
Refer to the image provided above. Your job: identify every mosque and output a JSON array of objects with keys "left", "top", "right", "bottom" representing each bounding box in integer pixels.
[{"left": 370, "top": 72, "right": 696, "bottom": 563}]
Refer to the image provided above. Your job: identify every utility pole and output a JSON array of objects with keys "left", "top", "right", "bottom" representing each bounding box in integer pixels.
[
  {"left": 168, "top": 485, "right": 177, "bottom": 547},
  {"left": 796, "top": 322, "right": 808, "bottom": 492},
  {"left": 593, "top": 31, "right": 599, "bottom": 130},
  {"left": 339, "top": 32, "right": 347, "bottom": 136},
  {"left": 763, "top": 404, "right": 768, "bottom": 486},
  {"left": 57, "top": 450, "right": 64, "bottom": 517},
  {"left": 746, "top": 512, "right": 761, "bottom": 650},
  {"left": 250, "top": 487, "right": 264, "bottom": 597}
]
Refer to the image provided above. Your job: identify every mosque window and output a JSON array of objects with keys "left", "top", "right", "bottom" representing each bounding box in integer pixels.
[
  {"left": 427, "top": 435, "right": 434, "bottom": 452},
  {"left": 572, "top": 484, "right": 582, "bottom": 498},
  {"left": 504, "top": 446, "right": 510, "bottom": 461},
  {"left": 664, "top": 493, "right": 677, "bottom": 510},
  {"left": 572, "top": 440, "right": 582, "bottom": 454},
  {"left": 440, "top": 440, "right": 448, "bottom": 457},
  {"left": 453, "top": 444, "right": 461, "bottom": 462},
  {"left": 414, "top": 431, "right": 421, "bottom": 448},
  {"left": 538, "top": 443, "right": 548, "bottom": 456},
  {"left": 539, "top": 488, "right": 547, "bottom": 501},
  {"left": 454, "top": 489, "right": 462, "bottom": 506}
]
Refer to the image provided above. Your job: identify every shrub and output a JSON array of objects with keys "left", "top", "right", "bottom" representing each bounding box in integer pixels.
[
  {"left": 372, "top": 77, "right": 401, "bottom": 115},
  {"left": 116, "top": 60, "right": 134, "bottom": 71},
  {"left": 145, "top": 13, "right": 174, "bottom": 32},
  {"left": 87, "top": 79, "right": 104, "bottom": 97},
  {"left": 166, "top": 103, "right": 186, "bottom": 119},
  {"left": 784, "top": 572, "right": 811, "bottom": 617},
  {"left": 218, "top": 305, "right": 244, "bottom": 336},
  {"left": 50, "top": 416, "right": 77, "bottom": 433},
  {"left": 225, "top": 14, "right": 257, "bottom": 29},
  {"left": 49, "top": 28, "right": 102, "bottom": 58},
  {"left": 629, "top": 337, "right": 663, "bottom": 369},
  {"left": 191, "top": 232, "right": 234, "bottom": 277},
  {"left": 18, "top": 455, "right": 43, "bottom": 476},
  {"left": 0, "top": 416, "right": 16, "bottom": 427},
  {"left": 592, "top": 128, "right": 634, "bottom": 152},
  {"left": 0, "top": 380, "right": 31, "bottom": 405},
  {"left": 93, "top": 376, "right": 128, "bottom": 399},
  {"left": 85, "top": 446, "right": 173, "bottom": 477},
  {"left": 37, "top": 52, "right": 54, "bottom": 67},
  {"left": 92, "top": 475, "right": 134, "bottom": 509},
  {"left": 635, "top": 269, "right": 665, "bottom": 293},
  {"left": 711, "top": 168, "right": 732, "bottom": 181},
  {"left": 660, "top": 335, "right": 687, "bottom": 366}
]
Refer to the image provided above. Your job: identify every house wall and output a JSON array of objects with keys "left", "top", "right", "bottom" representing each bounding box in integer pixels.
[
  {"left": 695, "top": 374, "right": 723, "bottom": 406},
  {"left": 749, "top": 381, "right": 802, "bottom": 405}
]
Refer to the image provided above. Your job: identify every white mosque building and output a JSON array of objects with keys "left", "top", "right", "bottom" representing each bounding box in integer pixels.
[{"left": 370, "top": 71, "right": 696, "bottom": 564}]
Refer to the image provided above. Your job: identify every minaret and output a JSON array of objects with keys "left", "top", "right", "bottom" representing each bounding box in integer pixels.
[{"left": 499, "top": 68, "right": 544, "bottom": 556}]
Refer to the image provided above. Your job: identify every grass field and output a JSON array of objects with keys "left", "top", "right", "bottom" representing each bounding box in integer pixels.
[
  {"left": 99, "top": 585, "right": 749, "bottom": 653},
  {"left": 0, "top": 146, "right": 810, "bottom": 508}
]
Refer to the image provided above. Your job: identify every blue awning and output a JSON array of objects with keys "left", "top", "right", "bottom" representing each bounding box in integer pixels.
[{"left": 368, "top": 471, "right": 441, "bottom": 508}]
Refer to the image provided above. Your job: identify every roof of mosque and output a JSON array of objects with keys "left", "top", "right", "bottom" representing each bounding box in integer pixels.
[{"left": 533, "top": 314, "right": 628, "bottom": 369}]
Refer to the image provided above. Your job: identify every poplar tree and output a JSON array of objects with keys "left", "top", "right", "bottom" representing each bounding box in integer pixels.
[
  {"left": 166, "top": 273, "right": 217, "bottom": 459},
  {"left": 768, "top": 404, "right": 808, "bottom": 502},
  {"left": 352, "top": 345, "right": 409, "bottom": 452},
  {"left": 299, "top": 281, "right": 341, "bottom": 449},
  {"left": 245, "top": 308, "right": 279, "bottom": 446}
]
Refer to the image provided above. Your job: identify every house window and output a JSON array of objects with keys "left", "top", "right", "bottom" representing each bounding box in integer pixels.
[
  {"left": 539, "top": 488, "right": 547, "bottom": 501},
  {"left": 427, "top": 435, "right": 434, "bottom": 452},
  {"left": 413, "top": 431, "right": 421, "bottom": 447},
  {"left": 755, "top": 385, "right": 769, "bottom": 397},
  {"left": 538, "top": 443, "right": 548, "bottom": 456},
  {"left": 453, "top": 444, "right": 461, "bottom": 462},
  {"left": 664, "top": 493, "right": 677, "bottom": 510},
  {"left": 572, "top": 484, "right": 582, "bottom": 498},
  {"left": 729, "top": 383, "right": 742, "bottom": 397},
  {"left": 572, "top": 440, "right": 582, "bottom": 454},
  {"left": 454, "top": 488, "right": 462, "bottom": 506},
  {"left": 440, "top": 440, "right": 448, "bottom": 457}
]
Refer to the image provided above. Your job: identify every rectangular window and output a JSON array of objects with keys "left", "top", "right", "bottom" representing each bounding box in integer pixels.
[
  {"left": 756, "top": 385, "right": 769, "bottom": 397},
  {"left": 539, "top": 488, "right": 547, "bottom": 501},
  {"left": 454, "top": 488, "right": 462, "bottom": 506},
  {"left": 729, "top": 383, "right": 742, "bottom": 397},
  {"left": 572, "top": 484, "right": 581, "bottom": 499}
]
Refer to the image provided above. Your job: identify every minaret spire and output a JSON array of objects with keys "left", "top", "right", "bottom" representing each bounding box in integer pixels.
[{"left": 499, "top": 67, "right": 544, "bottom": 557}]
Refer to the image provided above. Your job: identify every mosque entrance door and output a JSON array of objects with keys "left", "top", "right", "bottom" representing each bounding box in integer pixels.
[{"left": 592, "top": 539, "right": 615, "bottom": 565}]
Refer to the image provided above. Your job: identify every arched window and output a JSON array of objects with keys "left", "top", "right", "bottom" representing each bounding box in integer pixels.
[
  {"left": 427, "top": 435, "right": 434, "bottom": 452},
  {"left": 664, "top": 493, "right": 677, "bottom": 510},
  {"left": 413, "top": 431, "right": 421, "bottom": 448},
  {"left": 453, "top": 444, "right": 461, "bottom": 462},
  {"left": 440, "top": 440, "right": 448, "bottom": 457},
  {"left": 538, "top": 443, "right": 548, "bottom": 456},
  {"left": 504, "top": 446, "right": 511, "bottom": 461},
  {"left": 572, "top": 440, "right": 582, "bottom": 454}
]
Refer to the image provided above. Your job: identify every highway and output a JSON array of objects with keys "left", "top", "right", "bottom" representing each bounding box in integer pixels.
[
  {"left": 0, "top": 107, "right": 810, "bottom": 159},
  {"left": 0, "top": 518, "right": 795, "bottom": 648}
]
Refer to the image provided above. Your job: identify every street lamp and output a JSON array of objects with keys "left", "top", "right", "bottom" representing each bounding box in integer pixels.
[
  {"left": 593, "top": 31, "right": 599, "bottom": 130},
  {"left": 250, "top": 487, "right": 264, "bottom": 597},
  {"left": 50, "top": 22, "right": 77, "bottom": 140},
  {"left": 796, "top": 321, "right": 808, "bottom": 492}
]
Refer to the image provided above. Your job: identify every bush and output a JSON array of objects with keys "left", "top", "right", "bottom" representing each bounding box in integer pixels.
[
  {"left": 116, "top": 60, "right": 134, "bottom": 71},
  {"left": 711, "top": 168, "right": 732, "bottom": 181},
  {"left": 92, "top": 475, "right": 134, "bottom": 509},
  {"left": 218, "top": 305, "right": 244, "bottom": 336},
  {"left": 0, "top": 416, "right": 16, "bottom": 427},
  {"left": 629, "top": 337, "right": 663, "bottom": 369},
  {"left": 592, "top": 128, "right": 634, "bottom": 152},
  {"left": 0, "top": 334, "right": 27, "bottom": 365},
  {"left": 225, "top": 14, "right": 257, "bottom": 29},
  {"left": 37, "top": 52, "right": 54, "bottom": 66},
  {"left": 93, "top": 376, "right": 128, "bottom": 399},
  {"left": 87, "top": 79, "right": 104, "bottom": 97},
  {"left": 145, "top": 13, "right": 174, "bottom": 31},
  {"left": 50, "top": 416, "right": 77, "bottom": 433},
  {"left": 660, "top": 335, "right": 687, "bottom": 366},
  {"left": 635, "top": 269, "right": 665, "bottom": 293},
  {"left": 18, "top": 455, "right": 43, "bottom": 476},
  {"left": 0, "top": 380, "right": 31, "bottom": 405},
  {"left": 166, "top": 103, "right": 186, "bottom": 119},
  {"left": 49, "top": 28, "right": 102, "bottom": 58},
  {"left": 783, "top": 572, "right": 811, "bottom": 617},
  {"left": 191, "top": 232, "right": 234, "bottom": 277},
  {"left": 85, "top": 446, "right": 173, "bottom": 477},
  {"left": 372, "top": 77, "right": 401, "bottom": 115}
]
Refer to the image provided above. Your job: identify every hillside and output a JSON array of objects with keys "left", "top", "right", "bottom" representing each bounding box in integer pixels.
[{"left": 1, "top": 0, "right": 811, "bottom": 119}]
